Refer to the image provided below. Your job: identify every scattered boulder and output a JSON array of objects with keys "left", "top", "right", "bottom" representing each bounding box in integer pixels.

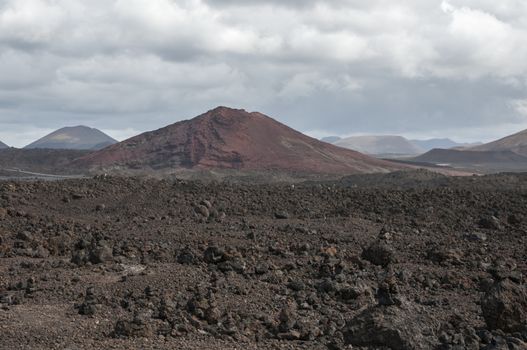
[
  {"left": 318, "top": 257, "right": 347, "bottom": 278},
  {"left": 479, "top": 216, "right": 502, "bottom": 230},
  {"left": 114, "top": 312, "right": 154, "bottom": 338},
  {"left": 481, "top": 279, "right": 527, "bottom": 333},
  {"left": 274, "top": 211, "right": 289, "bottom": 219},
  {"left": 376, "top": 272, "right": 401, "bottom": 306},
  {"left": 77, "top": 287, "right": 98, "bottom": 316},
  {"left": 24, "top": 277, "right": 37, "bottom": 297},
  {"left": 479, "top": 334, "right": 527, "bottom": 350},
  {"left": 437, "top": 321, "right": 480, "bottom": 350},
  {"left": 200, "top": 200, "right": 212, "bottom": 209},
  {"left": 177, "top": 246, "right": 198, "bottom": 265},
  {"left": 16, "top": 231, "right": 32, "bottom": 241},
  {"left": 361, "top": 241, "right": 394, "bottom": 267},
  {"left": 254, "top": 262, "right": 271, "bottom": 275},
  {"left": 427, "top": 246, "right": 463, "bottom": 265},
  {"left": 203, "top": 246, "right": 226, "bottom": 264},
  {"left": 344, "top": 300, "right": 439, "bottom": 349},
  {"left": 488, "top": 260, "right": 523, "bottom": 283},
  {"left": 465, "top": 232, "right": 488, "bottom": 242},
  {"left": 187, "top": 289, "right": 221, "bottom": 325},
  {"left": 90, "top": 241, "right": 113, "bottom": 264},
  {"left": 278, "top": 305, "right": 296, "bottom": 333},
  {"left": 0, "top": 291, "right": 20, "bottom": 306},
  {"left": 0, "top": 207, "right": 7, "bottom": 220},
  {"left": 217, "top": 258, "right": 246, "bottom": 274},
  {"left": 203, "top": 246, "right": 244, "bottom": 274},
  {"left": 195, "top": 205, "right": 210, "bottom": 219},
  {"left": 337, "top": 283, "right": 374, "bottom": 306},
  {"left": 71, "top": 238, "right": 114, "bottom": 266}
]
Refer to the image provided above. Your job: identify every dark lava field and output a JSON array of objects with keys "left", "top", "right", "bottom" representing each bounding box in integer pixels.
[{"left": 0, "top": 171, "right": 526, "bottom": 349}]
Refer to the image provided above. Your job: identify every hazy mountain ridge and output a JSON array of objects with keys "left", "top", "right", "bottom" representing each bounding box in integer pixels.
[
  {"left": 0, "top": 148, "right": 90, "bottom": 175},
  {"left": 25, "top": 126, "right": 117, "bottom": 150},
  {"left": 405, "top": 128, "right": 527, "bottom": 173},
  {"left": 413, "top": 148, "right": 527, "bottom": 164},
  {"left": 410, "top": 138, "right": 481, "bottom": 152},
  {"left": 320, "top": 136, "right": 342, "bottom": 143},
  {"left": 334, "top": 135, "right": 423, "bottom": 155},
  {"left": 323, "top": 135, "right": 480, "bottom": 155},
  {"left": 470, "top": 129, "right": 527, "bottom": 156}
]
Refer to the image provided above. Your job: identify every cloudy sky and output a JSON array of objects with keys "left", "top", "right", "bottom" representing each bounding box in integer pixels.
[{"left": 1, "top": 0, "right": 527, "bottom": 147}]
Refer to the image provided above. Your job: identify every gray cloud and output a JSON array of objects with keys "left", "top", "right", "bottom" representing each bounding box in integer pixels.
[{"left": 0, "top": 0, "right": 527, "bottom": 147}]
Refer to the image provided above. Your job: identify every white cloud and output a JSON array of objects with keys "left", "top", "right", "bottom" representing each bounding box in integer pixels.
[
  {"left": 0, "top": 0, "right": 527, "bottom": 146},
  {"left": 512, "top": 99, "right": 527, "bottom": 117}
]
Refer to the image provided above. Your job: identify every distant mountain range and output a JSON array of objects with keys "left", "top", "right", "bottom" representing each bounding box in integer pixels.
[
  {"left": 5, "top": 109, "right": 527, "bottom": 175},
  {"left": 334, "top": 135, "right": 422, "bottom": 155},
  {"left": 413, "top": 148, "right": 527, "bottom": 164},
  {"left": 0, "top": 140, "right": 8, "bottom": 149},
  {"left": 407, "top": 128, "right": 527, "bottom": 173},
  {"left": 75, "top": 106, "right": 406, "bottom": 175},
  {"left": 470, "top": 129, "right": 527, "bottom": 156},
  {"left": 410, "top": 138, "right": 481, "bottom": 152},
  {"left": 320, "top": 136, "right": 342, "bottom": 143},
  {"left": 0, "top": 148, "right": 90, "bottom": 175},
  {"left": 323, "top": 135, "right": 478, "bottom": 155},
  {"left": 24, "top": 126, "right": 117, "bottom": 150}
]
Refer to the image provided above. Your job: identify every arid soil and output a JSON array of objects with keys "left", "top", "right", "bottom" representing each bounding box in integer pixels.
[
  {"left": 0, "top": 149, "right": 89, "bottom": 175},
  {"left": 0, "top": 171, "right": 526, "bottom": 349}
]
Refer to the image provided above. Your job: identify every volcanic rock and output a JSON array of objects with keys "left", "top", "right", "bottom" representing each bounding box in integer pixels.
[
  {"left": 0, "top": 207, "right": 7, "bottom": 220},
  {"left": 177, "top": 246, "right": 198, "bottom": 265},
  {"left": 481, "top": 279, "right": 527, "bottom": 333},
  {"left": 114, "top": 312, "right": 154, "bottom": 338},
  {"left": 78, "top": 287, "right": 98, "bottom": 316},
  {"left": 16, "top": 231, "right": 32, "bottom": 241},
  {"left": 479, "top": 216, "right": 502, "bottom": 230},
  {"left": 465, "top": 232, "right": 488, "bottom": 242},
  {"left": 361, "top": 241, "right": 395, "bottom": 267},
  {"left": 343, "top": 300, "right": 439, "bottom": 349},
  {"left": 203, "top": 246, "right": 226, "bottom": 264},
  {"left": 274, "top": 211, "right": 289, "bottom": 219},
  {"left": 2, "top": 172, "right": 527, "bottom": 349},
  {"left": 71, "top": 238, "right": 114, "bottom": 265}
]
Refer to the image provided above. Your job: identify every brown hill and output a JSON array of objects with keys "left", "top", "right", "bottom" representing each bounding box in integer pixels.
[
  {"left": 413, "top": 148, "right": 527, "bottom": 164},
  {"left": 471, "top": 128, "right": 527, "bottom": 156},
  {"left": 25, "top": 126, "right": 117, "bottom": 150},
  {"left": 0, "top": 148, "right": 90, "bottom": 174},
  {"left": 76, "top": 107, "right": 406, "bottom": 174},
  {"left": 408, "top": 148, "right": 527, "bottom": 173},
  {"left": 334, "top": 135, "right": 423, "bottom": 155}
]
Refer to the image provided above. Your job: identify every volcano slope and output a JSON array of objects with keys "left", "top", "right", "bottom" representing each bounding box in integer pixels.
[
  {"left": 75, "top": 106, "right": 404, "bottom": 175},
  {"left": 0, "top": 172, "right": 526, "bottom": 349}
]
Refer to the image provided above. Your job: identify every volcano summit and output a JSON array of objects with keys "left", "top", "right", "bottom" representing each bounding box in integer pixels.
[
  {"left": 76, "top": 107, "right": 404, "bottom": 175},
  {"left": 25, "top": 126, "right": 117, "bottom": 150}
]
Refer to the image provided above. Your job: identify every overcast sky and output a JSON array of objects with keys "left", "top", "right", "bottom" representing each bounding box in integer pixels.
[{"left": 1, "top": 0, "right": 527, "bottom": 147}]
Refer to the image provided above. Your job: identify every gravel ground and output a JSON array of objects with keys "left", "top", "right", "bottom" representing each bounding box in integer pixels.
[{"left": 0, "top": 172, "right": 526, "bottom": 349}]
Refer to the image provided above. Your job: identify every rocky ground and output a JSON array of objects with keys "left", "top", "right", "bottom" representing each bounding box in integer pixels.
[{"left": 0, "top": 171, "right": 526, "bottom": 349}]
